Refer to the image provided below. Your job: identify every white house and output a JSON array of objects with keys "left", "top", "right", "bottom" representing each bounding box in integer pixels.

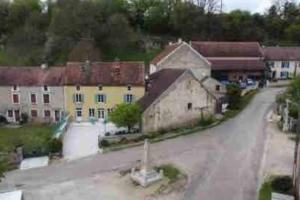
[{"left": 263, "top": 47, "right": 300, "bottom": 79}]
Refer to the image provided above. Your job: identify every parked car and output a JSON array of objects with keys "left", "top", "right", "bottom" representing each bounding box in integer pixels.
[
  {"left": 239, "top": 82, "right": 247, "bottom": 89},
  {"left": 246, "top": 78, "right": 255, "bottom": 86}
]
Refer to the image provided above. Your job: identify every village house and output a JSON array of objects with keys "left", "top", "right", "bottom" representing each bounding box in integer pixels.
[
  {"left": 139, "top": 68, "right": 225, "bottom": 133},
  {"left": 0, "top": 66, "right": 65, "bottom": 123},
  {"left": 191, "top": 41, "right": 265, "bottom": 82},
  {"left": 64, "top": 61, "right": 145, "bottom": 121},
  {"left": 263, "top": 47, "right": 300, "bottom": 80}
]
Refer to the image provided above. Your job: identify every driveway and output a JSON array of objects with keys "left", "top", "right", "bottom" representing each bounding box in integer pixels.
[
  {"left": 0, "top": 88, "right": 282, "bottom": 200},
  {"left": 63, "top": 122, "right": 125, "bottom": 160}
]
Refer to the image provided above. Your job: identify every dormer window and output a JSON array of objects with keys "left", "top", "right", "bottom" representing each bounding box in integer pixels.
[
  {"left": 76, "top": 85, "right": 80, "bottom": 91},
  {"left": 43, "top": 85, "right": 49, "bottom": 92},
  {"left": 127, "top": 85, "right": 132, "bottom": 91},
  {"left": 12, "top": 85, "right": 19, "bottom": 91},
  {"left": 98, "top": 85, "right": 103, "bottom": 91}
]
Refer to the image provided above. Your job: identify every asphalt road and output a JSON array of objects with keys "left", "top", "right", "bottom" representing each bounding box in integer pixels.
[{"left": 0, "top": 88, "right": 281, "bottom": 200}]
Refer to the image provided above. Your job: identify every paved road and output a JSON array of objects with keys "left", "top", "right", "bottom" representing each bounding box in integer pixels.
[{"left": 0, "top": 88, "right": 281, "bottom": 200}]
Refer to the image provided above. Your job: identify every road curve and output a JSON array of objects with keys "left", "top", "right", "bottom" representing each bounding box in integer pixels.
[{"left": 1, "top": 88, "right": 282, "bottom": 200}]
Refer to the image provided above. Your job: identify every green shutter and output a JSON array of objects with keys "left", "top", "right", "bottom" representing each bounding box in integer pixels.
[
  {"left": 104, "top": 94, "right": 107, "bottom": 103},
  {"left": 123, "top": 95, "right": 127, "bottom": 103},
  {"left": 95, "top": 94, "right": 98, "bottom": 103},
  {"left": 72, "top": 94, "right": 75, "bottom": 103},
  {"left": 82, "top": 94, "right": 85, "bottom": 102}
]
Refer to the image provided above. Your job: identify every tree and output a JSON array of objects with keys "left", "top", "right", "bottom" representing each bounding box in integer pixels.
[
  {"left": 226, "top": 83, "right": 242, "bottom": 109},
  {"left": 109, "top": 103, "right": 142, "bottom": 132}
]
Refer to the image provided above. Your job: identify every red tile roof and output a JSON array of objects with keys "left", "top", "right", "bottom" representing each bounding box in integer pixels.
[
  {"left": 263, "top": 47, "right": 300, "bottom": 60},
  {"left": 191, "top": 41, "right": 263, "bottom": 57},
  {"left": 64, "top": 62, "right": 145, "bottom": 86},
  {"left": 209, "top": 59, "right": 265, "bottom": 71},
  {"left": 138, "top": 69, "right": 186, "bottom": 111},
  {"left": 0, "top": 66, "right": 65, "bottom": 86},
  {"left": 151, "top": 43, "right": 181, "bottom": 65}
]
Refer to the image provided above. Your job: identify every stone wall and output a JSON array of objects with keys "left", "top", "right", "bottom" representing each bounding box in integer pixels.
[
  {"left": 157, "top": 43, "right": 211, "bottom": 77},
  {"left": 142, "top": 72, "right": 216, "bottom": 133}
]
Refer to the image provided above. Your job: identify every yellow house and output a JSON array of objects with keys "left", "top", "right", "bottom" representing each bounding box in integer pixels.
[{"left": 64, "top": 61, "right": 145, "bottom": 121}]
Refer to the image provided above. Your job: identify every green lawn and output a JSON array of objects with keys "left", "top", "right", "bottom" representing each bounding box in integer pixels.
[
  {"left": 259, "top": 180, "right": 272, "bottom": 200},
  {"left": 0, "top": 124, "right": 54, "bottom": 157}
]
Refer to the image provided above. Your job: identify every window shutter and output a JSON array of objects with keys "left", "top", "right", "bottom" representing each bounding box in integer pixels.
[
  {"left": 82, "top": 94, "right": 85, "bottom": 102},
  {"left": 95, "top": 94, "right": 98, "bottom": 103},
  {"left": 123, "top": 95, "right": 127, "bottom": 103},
  {"left": 72, "top": 94, "right": 75, "bottom": 103},
  {"left": 104, "top": 94, "right": 106, "bottom": 103},
  {"left": 132, "top": 95, "right": 136, "bottom": 102}
]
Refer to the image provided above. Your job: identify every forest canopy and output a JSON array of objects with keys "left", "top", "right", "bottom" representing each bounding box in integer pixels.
[{"left": 0, "top": 0, "right": 300, "bottom": 66}]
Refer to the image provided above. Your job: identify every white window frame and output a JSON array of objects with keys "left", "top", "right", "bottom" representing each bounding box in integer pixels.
[
  {"left": 30, "top": 93, "right": 37, "bottom": 105},
  {"left": 89, "top": 108, "right": 95, "bottom": 117},
  {"left": 75, "top": 93, "right": 83, "bottom": 103},
  {"left": 43, "top": 109, "right": 51, "bottom": 118},
  {"left": 97, "top": 108, "right": 105, "bottom": 119},
  {"left": 31, "top": 109, "right": 38, "bottom": 118},
  {"left": 43, "top": 93, "right": 50, "bottom": 104},
  {"left": 12, "top": 93, "right": 20, "bottom": 104},
  {"left": 97, "top": 94, "right": 105, "bottom": 103}
]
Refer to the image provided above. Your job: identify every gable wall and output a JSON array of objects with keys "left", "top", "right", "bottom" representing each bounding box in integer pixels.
[
  {"left": 142, "top": 72, "right": 216, "bottom": 133},
  {"left": 156, "top": 44, "right": 211, "bottom": 76}
]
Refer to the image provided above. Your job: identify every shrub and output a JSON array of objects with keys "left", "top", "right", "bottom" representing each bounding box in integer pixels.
[
  {"left": 199, "top": 115, "right": 215, "bottom": 127},
  {"left": 99, "top": 139, "right": 110, "bottom": 148},
  {"left": 49, "top": 139, "right": 63, "bottom": 153},
  {"left": 105, "top": 132, "right": 111, "bottom": 137},
  {"left": 226, "top": 83, "right": 242, "bottom": 109},
  {"left": 271, "top": 176, "right": 293, "bottom": 194},
  {"left": 20, "top": 113, "right": 29, "bottom": 124},
  {"left": 155, "top": 164, "right": 182, "bottom": 183}
]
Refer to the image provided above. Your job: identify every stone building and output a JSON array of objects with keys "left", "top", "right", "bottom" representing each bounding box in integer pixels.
[
  {"left": 191, "top": 41, "right": 265, "bottom": 82},
  {"left": 0, "top": 66, "right": 65, "bottom": 123},
  {"left": 139, "top": 69, "right": 224, "bottom": 133}
]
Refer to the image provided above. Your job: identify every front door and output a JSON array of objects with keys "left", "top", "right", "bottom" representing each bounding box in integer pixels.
[
  {"left": 14, "top": 110, "right": 20, "bottom": 122},
  {"left": 55, "top": 110, "right": 60, "bottom": 122},
  {"left": 75, "top": 108, "right": 82, "bottom": 122}
]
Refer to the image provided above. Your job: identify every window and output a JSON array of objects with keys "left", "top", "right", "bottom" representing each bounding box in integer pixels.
[
  {"left": 97, "top": 94, "right": 106, "bottom": 103},
  {"left": 97, "top": 108, "right": 105, "bottom": 119},
  {"left": 127, "top": 85, "right": 132, "bottom": 91},
  {"left": 281, "top": 71, "right": 289, "bottom": 78},
  {"left": 76, "top": 108, "right": 82, "bottom": 117},
  {"left": 43, "top": 94, "right": 50, "bottom": 104},
  {"left": 12, "top": 85, "right": 18, "bottom": 91},
  {"left": 44, "top": 110, "right": 51, "bottom": 118},
  {"left": 74, "top": 93, "right": 83, "bottom": 103},
  {"left": 43, "top": 85, "right": 49, "bottom": 92},
  {"left": 216, "top": 85, "right": 220, "bottom": 91},
  {"left": 7, "top": 110, "right": 13, "bottom": 118},
  {"left": 31, "top": 94, "right": 37, "bottom": 104},
  {"left": 31, "top": 110, "right": 38, "bottom": 118},
  {"left": 107, "top": 108, "right": 114, "bottom": 114},
  {"left": 89, "top": 108, "right": 95, "bottom": 117},
  {"left": 76, "top": 85, "right": 80, "bottom": 91},
  {"left": 98, "top": 85, "right": 103, "bottom": 91},
  {"left": 281, "top": 61, "right": 290, "bottom": 68},
  {"left": 12, "top": 94, "right": 20, "bottom": 104},
  {"left": 268, "top": 61, "right": 275, "bottom": 68},
  {"left": 124, "top": 94, "right": 133, "bottom": 103},
  {"left": 187, "top": 103, "right": 193, "bottom": 110}
]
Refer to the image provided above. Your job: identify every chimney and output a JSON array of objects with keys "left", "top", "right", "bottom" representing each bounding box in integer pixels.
[{"left": 112, "top": 57, "right": 121, "bottom": 82}]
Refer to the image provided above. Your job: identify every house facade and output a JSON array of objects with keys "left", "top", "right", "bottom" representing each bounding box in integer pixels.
[
  {"left": 139, "top": 69, "right": 221, "bottom": 133},
  {"left": 191, "top": 41, "right": 265, "bottom": 82},
  {"left": 0, "top": 67, "right": 65, "bottom": 123},
  {"left": 64, "top": 61, "right": 145, "bottom": 121},
  {"left": 263, "top": 47, "right": 300, "bottom": 80}
]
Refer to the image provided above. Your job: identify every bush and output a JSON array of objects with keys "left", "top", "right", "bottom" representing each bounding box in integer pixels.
[
  {"left": 155, "top": 164, "right": 182, "bottom": 183},
  {"left": 99, "top": 139, "right": 110, "bottom": 148},
  {"left": 49, "top": 139, "right": 63, "bottom": 153},
  {"left": 199, "top": 115, "right": 215, "bottom": 127},
  {"left": 226, "top": 83, "right": 242, "bottom": 109},
  {"left": 20, "top": 113, "right": 29, "bottom": 124},
  {"left": 105, "top": 132, "right": 111, "bottom": 136},
  {"left": 271, "top": 176, "right": 293, "bottom": 194}
]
